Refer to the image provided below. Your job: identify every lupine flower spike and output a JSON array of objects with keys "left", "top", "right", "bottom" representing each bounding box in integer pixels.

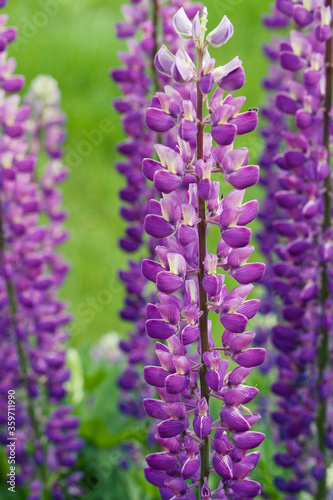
[
  {"left": 0, "top": 9, "right": 82, "bottom": 499},
  {"left": 142, "top": 7, "right": 266, "bottom": 499},
  {"left": 112, "top": 0, "right": 201, "bottom": 420},
  {"left": 260, "top": 0, "right": 333, "bottom": 498}
]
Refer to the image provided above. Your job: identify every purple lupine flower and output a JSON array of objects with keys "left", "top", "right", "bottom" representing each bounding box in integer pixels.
[
  {"left": 0, "top": 11, "right": 81, "bottom": 498},
  {"left": 113, "top": 0, "right": 201, "bottom": 422},
  {"left": 142, "top": 7, "right": 265, "bottom": 498},
  {"left": 260, "top": 1, "right": 333, "bottom": 497}
]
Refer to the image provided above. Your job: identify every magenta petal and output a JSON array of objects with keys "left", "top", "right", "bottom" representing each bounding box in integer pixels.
[
  {"left": 2, "top": 76, "right": 24, "bottom": 93},
  {"left": 212, "top": 453, "right": 233, "bottom": 480},
  {"left": 144, "top": 366, "right": 168, "bottom": 387},
  {"left": 232, "top": 263, "right": 266, "bottom": 284},
  {"left": 227, "top": 166, "right": 259, "bottom": 190},
  {"left": 199, "top": 72, "right": 214, "bottom": 94},
  {"left": 232, "top": 462, "right": 255, "bottom": 481},
  {"left": 238, "top": 200, "right": 259, "bottom": 226},
  {"left": 229, "top": 479, "right": 261, "bottom": 498},
  {"left": 142, "top": 259, "right": 164, "bottom": 282},
  {"left": 157, "top": 304, "right": 181, "bottom": 325},
  {"left": 179, "top": 118, "right": 198, "bottom": 142},
  {"left": 154, "top": 170, "right": 182, "bottom": 194},
  {"left": 275, "top": 191, "right": 302, "bottom": 209},
  {"left": 221, "top": 405, "right": 251, "bottom": 432},
  {"left": 182, "top": 324, "right": 200, "bottom": 345},
  {"left": 224, "top": 388, "right": 247, "bottom": 406},
  {"left": 220, "top": 312, "right": 248, "bottom": 334},
  {"left": 279, "top": 52, "right": 306, "bottom": 72},
  {"left": 164, "top": 477, "right": 188, "bottom": 496},
  {"left": 202, "top": 275, "right": 221, "bottom": 296},
  {"left": 205, "top": 360, "right": 229, "bottom": 391},
  {"left": 143, "top": 158, "right": 163, "bottom": 181},
  {"left": 229, "top": 332, "right": 256, "bottom": 353},
  {"left": 315, "top": 23, "right": 332, "bottom": 42},
  {"left": 193, "top": 413, "right": 213, "bottom": 438},
  {"left": 237, "top": 299, "right": 260, "bottom": 319},
  {"left": 146, "top": 107, "right": 176, "bottom": 133},
  {"left": 295, "top": 109, "right": 313, "bottom": 129},
  {"left": 144, "top": 467, "right": 169, "bottom": 487},
  {"left": 146, "top": 452, "right": 178, "bottom": 471},
  {"left": 165, "top": 373, "right": 190, "bottom": 394},
  {"left": 220, "top": 206, "right": 242, "bottom": 229},
  {"left": 228, "top": 246, "right": 254, "bottom": 268},
  {"left": 212, "top": 123, "right": 237, "bottom": 146},
  {"left": 158, "top": 418, "right": 187, "bottom": 438},
  {"left": 234, "top": 348, "right": 266, "bottom": 368},
  {"left": 232, "top": 111, "right": 258, "bottom": 135},
  {"left": 198, "top": 178, "right": 213, "bottom": 200},
  {"left": 293, "top": 5, "right": 313, "bottom": 27},
  {"left": 205, "top": 370, "right": 221, "bottom": 392},
  {"left": 4, "top": 124, "right": 24, "bottom": 138},
  {"left": 229, "top": 366, "right": 253, "bottom": 385},
  {"left": 144, "top": 215, "right": 175, "bottom": 238},
  {"left": 222, "top": 227, "right": 252, "bottom": 248},
  {"left": 232, "top": 453, "right": 260, "bottom": 480},
  {"left": 218, "top": 66, "right": 245, "bottom": 93},
  {"left": 156, "top": 271, "right": 184, "bottom": 294},
  {"left": 181, "top": 456, "right": 200, "bottom": 480},
  {"left": 178, "top": 224, "right": 196, "bottom": 246},
  {"left": 276, "top": 93, "right": 299, "bottom": 115},
  {"left": 147, "top": 306, "right": 164, "bottom": 321},
  {"left": 146, "top": 319, "right": 177, "bottom": 340},
  {"left": 233, "top": 431, "right": 265, "bottom": 450},
  {"left": 143, "top": 399, "right": 170, "bottom": 420}
]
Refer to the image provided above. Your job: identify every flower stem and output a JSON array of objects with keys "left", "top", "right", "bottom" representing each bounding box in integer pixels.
[
  {"left": 196, "top": 47, "right": 210, "bottom": 491},
  {"left": 317, "top": 3, "right": 332, "bottom": 498},
  {"left": 152, "top": 0, "right": 160, "bottom": 93}
]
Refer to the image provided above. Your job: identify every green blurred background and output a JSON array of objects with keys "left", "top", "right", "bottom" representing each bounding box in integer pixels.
[{"left": 2, "top": 1, "right": 283, "bottom": 499}]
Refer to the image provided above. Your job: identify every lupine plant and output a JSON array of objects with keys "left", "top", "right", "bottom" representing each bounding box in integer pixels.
[
  {"left": 0, "top": 7, "right": 82, "bottom": 500},
  {"left": 112, "top": 0, "right": 201, "bottom": 419},
  {"left": 260, "top": 1, "right": 333, "bottom": 498},
  {"left": 139, "top": 7, "right": 267, "bottom": 499}
]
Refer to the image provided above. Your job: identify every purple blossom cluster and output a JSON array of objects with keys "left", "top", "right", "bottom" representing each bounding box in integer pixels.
[
  {"left": 112, "top": 0, "right": 201, "bottom": 419},
  {"left": 140, "top": 8, "right": 266, "bottom": 499},
  {"left": 112, "top": 0, "right": 158, "bottom": 418},
  {"left": 260, "top": 1, "right": 333, "bottom": 497},
  {"left": 0, "top": 8, "right": 82, "bottom": 499}
]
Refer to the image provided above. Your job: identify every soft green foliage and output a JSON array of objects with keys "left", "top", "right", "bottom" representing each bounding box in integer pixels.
[{"left": 2, "top": 1, "right": 280, "bottom": 498}]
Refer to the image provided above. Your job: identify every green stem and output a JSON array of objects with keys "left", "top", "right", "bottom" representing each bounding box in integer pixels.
[
  {"left": 317, "top": 2, "right": 332, "bottom": 498},
  {"left": 196, "top": 48, "right": 210, "bottom": 492},
  {"left": 152, "top": 0, "right": 160, "bottom": 93}
]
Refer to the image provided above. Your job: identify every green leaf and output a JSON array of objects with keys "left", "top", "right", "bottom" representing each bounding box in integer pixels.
[
  {"left": 84, "top": 369, "right": 108, "bottom": 392},
  {"left": 80, "top": 418, "right": 149, "bottom": 448}
]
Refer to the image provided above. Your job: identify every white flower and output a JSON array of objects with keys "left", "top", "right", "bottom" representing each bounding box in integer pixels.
[
  {"left": 90, "top": 331, "right": 123, "bottom": 363},
  {"left": 26, "top": 74, "right": 61, "bottom": 107}
]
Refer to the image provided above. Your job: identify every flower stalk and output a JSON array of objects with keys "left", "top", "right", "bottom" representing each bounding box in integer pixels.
[{"left": 196, "top": 46, "right": 210, "bottom": 489}]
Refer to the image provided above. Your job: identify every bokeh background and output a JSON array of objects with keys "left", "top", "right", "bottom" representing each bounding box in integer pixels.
[{"left": 1, "top": 1, "right": 283, "bottom": 498}]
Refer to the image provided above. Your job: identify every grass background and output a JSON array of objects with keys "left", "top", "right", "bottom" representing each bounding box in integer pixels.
[{"left": 2, "top": 1, "right": 283, "bottom": 499}]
